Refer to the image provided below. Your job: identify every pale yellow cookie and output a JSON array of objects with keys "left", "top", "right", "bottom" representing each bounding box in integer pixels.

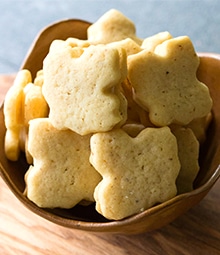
[
  {"left": 128, "top": 36, "right": 213, "bottom": 126},
  {"left": 48, "top": 39, "right": 85, "bottom": 58},
  {"left": 186, "top": 112, "right": 212, "bottom": 144},
  {"left": 49, "top": 38, "right": 90, "bottom": 56},
  {"left": 43, "top": 42, "right": 127, "bottom": 135},
  {"left": 25, "top": 118, "right": 101, "bottom": 208},
  {"left": 3, "top": 69, "right": 32, "bottom": 161},
  {"left": 108, "top": 38, "right": 142, "bottom": 56},
  {"left": 90, "top": 127, "right": 180, "bottom": 220},
  {"left": 171, "top": 127, "right": 200, "bottom": 193},
  {"left": 22, "top": 83, "right": 49, "bottom": 163},
  {"left": 87, "top": 9, "right": 142, "bottom": 45},
  {"left": 23, "top": 83, "right": 49, "bottom": 126},
  {"left": 122, "top": 79, "right": 155, "bottom": 127},
  {"left": 66, "top": 37, "right": 90, "bottom": 48},
  {"left": 141, "top": 31, "right": 173, "bottom": 51},
  {"left": 33, "top": 69, "right": 44, "bottom": 87}
]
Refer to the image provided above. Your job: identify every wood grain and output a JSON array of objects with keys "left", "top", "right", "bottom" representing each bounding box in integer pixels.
[{"left": 0, "top": 75, "right": 220, "bottom": 255}]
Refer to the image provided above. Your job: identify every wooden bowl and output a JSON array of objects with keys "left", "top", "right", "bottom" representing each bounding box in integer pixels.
[{"left": 0, "top": 19, "right": 220, "bottom": 234}]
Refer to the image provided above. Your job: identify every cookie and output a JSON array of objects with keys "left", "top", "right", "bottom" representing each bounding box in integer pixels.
[
  {"left": 186, "top": 112, "right": 212, "bottom": 144},
  {"left": 90, "top": 127, "right": 180, "bottom": 220},
  {"left": 25, "top": 118, "right": 101, "bottom": 208},
  {"left": 87, "top": 9, "right": 142, "bottom": 45},
  {"left": 128, "top": 36, "right": 213, "bottom": 126},
  {"left": 141, "top": 31, "right": 172, "bottom": 51},
  {"left": 23, "top": 83, "right": 49, "bottom": 126},
  {"left": 43, "top": 42, "right": 127, "bottom": 135},
  {"left": 171, "top": 127, "right": 200, "bottom": 193},
  {"left": 108, "top": 38, "right": 142, "bottom": 56},
  {"left": 3, "top": 69, "right": 32, "bottom": 160}
]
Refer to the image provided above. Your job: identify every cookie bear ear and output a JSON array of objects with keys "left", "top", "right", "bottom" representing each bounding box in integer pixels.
[
  {"left": 128, "top": 36, "right": 213, "bottom": 127},
  {"left": 87, "top": 9, "right": 142, "bottom": 45},
  {"left": 43, "top": 43, "right": 127, "bottom": 135},
  {"left": 90, "top": 127, "right": 180, "bottom": 220},
  {"left": 108, "top": 38, "right": 142, "bottom": 56},
  {"left": 33, "top": 69, "right": 44, "bottom": 87},
  {"left": 25, "top": 118, "right": 101, "bottom": 208},
  {"left": 141, "top": 31, "right": 173, "bottom": 52}
]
